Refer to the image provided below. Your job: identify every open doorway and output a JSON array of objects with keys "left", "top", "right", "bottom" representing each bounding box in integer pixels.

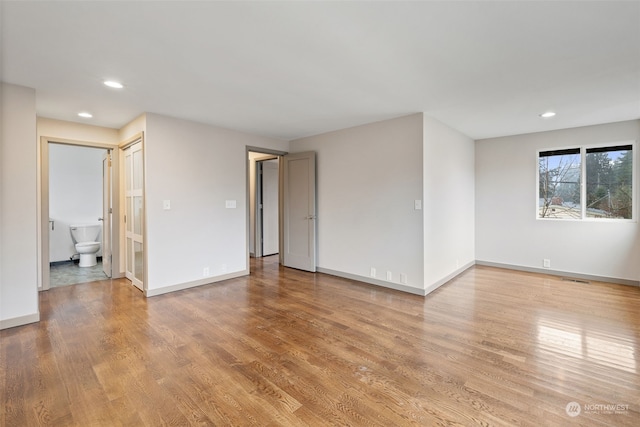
[
  {"left": 41, "top": 142, "right": 112, "bottom": 288},
  {"left": 248, "top": 151, "right": 281, "bottom": 260},
  {"left": 246, "top": 148, "right": 318, "bottom": 273},
  {"left": 247, "top": 148, "right": 289, "bottom": 273},
  {"left": 256, "top": 157, "right": 279, "bottom": 257},
  {"left": 39, "top": 137, "right": 121, "bottom": 291}
]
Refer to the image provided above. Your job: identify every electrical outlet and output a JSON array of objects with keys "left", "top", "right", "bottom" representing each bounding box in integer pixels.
[
  {"left": 400, "top": 273, "right": 407, "bottom": 284},
  {"left": 543, "top": 259, "right": 551, "bottom": 269},
  {"left": 203, "top": 267, "right": 210, "bottom": 276},
  {"left": 386, "top": 271, "right": 392, "bottom": 281},
  {"left": 370, "top": 267, "right": 376, "bottom": 278}
]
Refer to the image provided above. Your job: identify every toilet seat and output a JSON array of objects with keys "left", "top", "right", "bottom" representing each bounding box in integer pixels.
[{"left": 76, "top": 241, "right": 99, "bottom": 250}]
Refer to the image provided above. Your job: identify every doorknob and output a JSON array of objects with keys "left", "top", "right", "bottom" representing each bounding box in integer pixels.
[{"left": 98, "top": 217, "right": 104, "bottom": 221}]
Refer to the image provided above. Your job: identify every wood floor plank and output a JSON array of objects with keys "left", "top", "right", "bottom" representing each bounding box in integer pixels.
[{"left": 2, "top": 257, "right": 639, "bottom": 426}]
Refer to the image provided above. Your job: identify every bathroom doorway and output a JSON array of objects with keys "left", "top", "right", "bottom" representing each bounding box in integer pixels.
[
  {"left": 48, "top": 144, "right": 108, "bottom": 287},
  {"left": 39, "top": 138, "right": 120, "bottom": 291}
]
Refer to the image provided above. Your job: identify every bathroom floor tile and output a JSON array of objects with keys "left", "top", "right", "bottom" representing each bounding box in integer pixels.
[{"left": 50, "top": 261, "right": 109, "bottom": 287}]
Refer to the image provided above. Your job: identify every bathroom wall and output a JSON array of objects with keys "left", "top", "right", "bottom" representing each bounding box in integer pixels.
[{"left": 48, "top": 144, "right": 106, "bottom": 262}]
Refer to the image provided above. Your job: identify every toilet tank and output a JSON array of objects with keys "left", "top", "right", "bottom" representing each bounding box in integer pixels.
[{"left": 70, "top": 223, "right": 101, "bottom": 243}]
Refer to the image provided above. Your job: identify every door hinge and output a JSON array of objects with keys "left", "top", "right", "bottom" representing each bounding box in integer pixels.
[
  {"left": 124, "top": 215, "right": 127, "bottom": 223},
  {"left": 109, "top": 208, "right": 113, "bottom": 214}
]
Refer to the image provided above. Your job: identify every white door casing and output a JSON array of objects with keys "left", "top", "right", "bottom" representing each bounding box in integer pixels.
[{"left": 283, "top": 151, "right": 316, "bottom": 272}]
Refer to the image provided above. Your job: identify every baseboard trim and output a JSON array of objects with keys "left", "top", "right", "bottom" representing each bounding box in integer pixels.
[
  {"left": 50, "top": 256, "right": 103, "bottom": 267},
  {"left": 316, "top": 267, "right": 427, "bottom": 296},
  {"left": 475, "top": 261, "right": 640, "bottom": 287},
  {"left": 0, "top": 312, "right": 40, "bottom": 330},
  {"left": 144, "top": 270, "right": 249, "bottom": 297},
  {"left": 425, "top": 261, "right": 476, "bottom": 295}
]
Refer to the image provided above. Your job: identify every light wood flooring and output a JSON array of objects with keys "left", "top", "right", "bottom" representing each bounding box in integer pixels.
[{"left": 1, "top": 256, "right": 639, "bottom": 426}]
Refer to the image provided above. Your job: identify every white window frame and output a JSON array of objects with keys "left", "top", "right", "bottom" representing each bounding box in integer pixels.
[{"left": 537, "top": 140, "right": 637, "bottom": 222}]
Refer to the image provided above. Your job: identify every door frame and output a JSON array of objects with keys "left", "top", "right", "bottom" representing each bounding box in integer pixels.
[
  {"left": 38, "top": 136, "right": 122, "bottom": 291},
  {"left": 246, "top": 147, "right": 287, "bottom": 268},
  {"left": 254, "top": 155, "right": 278, "bottom": 258},
  {"left": 102, "top": 150, "right": 113, "bottom": 278}
]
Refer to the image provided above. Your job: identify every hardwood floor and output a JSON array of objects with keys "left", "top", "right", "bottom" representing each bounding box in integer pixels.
[{"left": 2, "top": 256, "right": 639, "bottom": 426}]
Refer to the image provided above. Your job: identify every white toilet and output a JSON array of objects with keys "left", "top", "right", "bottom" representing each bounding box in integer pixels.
[{"left": 70, "top": 224, "right": 101, "bottom": 267}]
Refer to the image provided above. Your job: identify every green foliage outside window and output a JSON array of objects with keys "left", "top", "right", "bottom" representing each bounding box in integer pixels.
[{"left": 539, "top": 145, "right": 633, "bottom": 220}]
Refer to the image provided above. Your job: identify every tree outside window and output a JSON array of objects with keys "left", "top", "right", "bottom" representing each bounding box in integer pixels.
[
  {"left": 539, "top": 144, "right": 633, "bottom": 220},
  {"left": 539, "top": 149, "right": 581, "bottom": 219},
  {"left": 586, "top": 146, "right": 632, "bottom": 219}
]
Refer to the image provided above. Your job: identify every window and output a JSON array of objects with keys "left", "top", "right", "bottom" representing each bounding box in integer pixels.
[
  {"left": 539, "top": 148, "right": 581, "bottom": 219},
  {"left": 538, "top": 143, "right": 634, "bottom": 220},
  {"left": 586, "top": 145, "right": 633, "bottom": 219}
]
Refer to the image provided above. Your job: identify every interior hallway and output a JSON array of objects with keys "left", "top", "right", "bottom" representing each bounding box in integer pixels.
[{"left": 1, "top": 256, "right": 639, "bottom": 426}]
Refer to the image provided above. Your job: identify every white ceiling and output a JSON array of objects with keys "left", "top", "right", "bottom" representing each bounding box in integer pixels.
[{"left": 2, "top": 1, "right": 639, "bottom": 141}]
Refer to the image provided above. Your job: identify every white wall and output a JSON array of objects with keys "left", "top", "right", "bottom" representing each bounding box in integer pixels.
[
  {"left": 38, "top": 117, "right": 120, "bottom": 145},
  {"left": 48, "top": 144, "right": 105, "bottom": 262},
  {"left": 119, "top": 114, "right": 146, "bottom": 142},
  {"left": 423, "top": 116, "right": 475, "bottom": 292},
  {"left": 143, "top": 113, "right": 288, "bottom": 295},
  {"left": 1, "top": 83, "right": 39, "bottom": 329},
  {"left": 476, "top": 120, "right": 640, "bottom": 282},
  {"left": 290, "top": 114, "right": 424, "bottom": 293}
]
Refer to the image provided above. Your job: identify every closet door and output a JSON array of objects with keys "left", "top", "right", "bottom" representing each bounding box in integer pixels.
[
  {"left": 124, "top": 141, "right": 144, "bottom": 290},
  {"left": 282, "top": 151, "right": 316, "bottom": 272}
]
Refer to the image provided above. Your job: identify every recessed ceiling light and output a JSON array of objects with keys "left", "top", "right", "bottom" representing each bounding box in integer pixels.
[
  {"left": 540, "top": 111, "right": 556, "bottom": 118},
  {"left": 78, "top": 112, "right": 93, "bottom": 118},
  {"left": 104, "top": 80, "right": 124, "bottom": 89}
]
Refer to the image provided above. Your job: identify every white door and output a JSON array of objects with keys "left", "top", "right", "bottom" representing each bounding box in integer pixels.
[
  {"left": 124, "top": 141, "right": 144, "bottom": 290},
  {"left": 102, "top": 150, "right": 112, "bottom": 278},
  {"left": 283, "top": 152, "right": 316, "bottom": 272},
  {"left": 261, "top": 159, "right": 279, "bottom": 256}
]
